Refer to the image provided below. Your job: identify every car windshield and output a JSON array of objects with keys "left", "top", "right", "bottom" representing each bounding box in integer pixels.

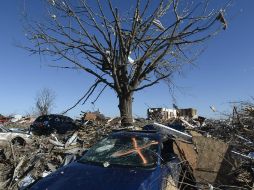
[{"left": 79, "top": 134, "right": 159, "bottom": 168}]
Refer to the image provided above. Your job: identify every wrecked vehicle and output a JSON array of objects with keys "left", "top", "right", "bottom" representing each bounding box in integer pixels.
[
  {"left": 30, "top": 114, "right": 78, "bottom": 135},
  {"left": 29, "top": 130, "right": 181, "bottom": 190},
  {"left": 0, "top": 125, "right": 32, "bottom": 145}
]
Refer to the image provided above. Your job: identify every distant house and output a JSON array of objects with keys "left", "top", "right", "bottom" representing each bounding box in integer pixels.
[{"left": 147, "top": 108, "right": 177, "bottom": 121}]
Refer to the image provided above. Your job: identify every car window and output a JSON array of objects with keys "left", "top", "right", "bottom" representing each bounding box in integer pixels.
[
  {"left": 61, "top": 116, "right": 73, "bottom": 123},
  {"left": 80, "top": 135, "right": 159, "bottom": 168},
  {"left": 48, "top": 115, "right": 55, "bottom": 121}
]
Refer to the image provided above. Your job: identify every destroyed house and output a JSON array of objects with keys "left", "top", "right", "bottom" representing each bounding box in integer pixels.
[
  {"left": 177, "top": 108, "right": 197, "bottom": 118},
  {"left": 147, "top": 108, "right": 177, "bottom": 121}
]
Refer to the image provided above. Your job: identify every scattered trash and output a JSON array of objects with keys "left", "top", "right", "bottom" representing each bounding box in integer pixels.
[
  {"left": 18, "top": 175, "right": 35, "bottom": 189},
  {"left": 0, "top": 121, "right": 116, "bottom": 190},
  {"left": 248, "top": 152, "right": 254, "bottom": 160},
  {"left": 0, "top": 102, "right": 253, "bottom": 189}
]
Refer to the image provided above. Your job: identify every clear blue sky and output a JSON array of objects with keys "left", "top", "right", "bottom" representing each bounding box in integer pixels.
[{"left": 0, "top": 0, "right": 253, "bottom": 119}]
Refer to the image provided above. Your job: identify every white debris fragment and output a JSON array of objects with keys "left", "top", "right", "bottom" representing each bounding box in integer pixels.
[
  {"left": 153, "top": 122, "right": 192, "bottom": 141},
  {"left": 179, "top": 118, "right": 196, "bottom": 128},
  {"left": 128, "top": 56, "right": 134, "bottom": 64},
  {"left": 152, "top": 19, "right": 165, "bottom": 31},
  {"left": 18, "top": 175, "right": 35, "bottom": 189},
  {"left": 42, "top": 171, "right": 52, "bottom": 177},
  {"left": 103, "top": 161, "right": 110, "bottom": 168},
  {"left": 65, "top": 132, "right": 78, "bottom": 148},
  {"left": 51, "top": 14, "right": 57, "bottom": 20},
  {"left": 210, "top": 106, "right": 216, "bottom": 112},
  {"left": 49, "top": 0, "right": 55, "bottom": 6}
]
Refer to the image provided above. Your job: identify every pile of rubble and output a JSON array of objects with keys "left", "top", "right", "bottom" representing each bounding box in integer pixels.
[
  {"left": 0, "top": 115, "right": 35, "bottom": 133},
  {"left": 0, "top": 123, "right": 116, "bottom": 190},
  {"left": 168, "top": 104, "right": 254, "bottom": 189},
  {"left": 0, "top": 103, "right": 253, "bottom": 190}
]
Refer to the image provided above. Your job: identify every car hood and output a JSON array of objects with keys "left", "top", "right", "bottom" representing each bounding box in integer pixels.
[
  {"left": 9, "top": 131, "right": 31, "bottom": 137},
  {"left": 30, "top": 162, "right": 161, "bottom": 190},
  {"left": 9, "top": 128, "right": 29, "bottom": 134}
]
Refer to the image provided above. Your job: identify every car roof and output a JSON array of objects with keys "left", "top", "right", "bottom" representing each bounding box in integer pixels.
[
  {"left": 110, "top": 130, "right": 161, "bottom": 141},
  {"left": 36, "top": 114, "right": 73, "bottom": 119}
]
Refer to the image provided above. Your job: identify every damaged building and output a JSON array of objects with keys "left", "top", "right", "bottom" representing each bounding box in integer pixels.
[
  {"left": 147, "top": 107, "right": 197, "bottom": 121},
  {"left": 147, "top": 108, "right": 177, "bottom": 121},
  {"left": 177, "top": 108, "right": 197, "bottom": 119}
]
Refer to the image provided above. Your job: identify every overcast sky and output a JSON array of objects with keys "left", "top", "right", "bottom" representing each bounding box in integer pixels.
[{"left": 0, "top": 0, "right": 253, "bottom": 119}]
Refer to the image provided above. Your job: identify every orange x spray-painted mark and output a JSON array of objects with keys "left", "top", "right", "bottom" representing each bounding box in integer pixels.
[{"left": 112, "top": 138, "right": 158, "bottom": 164}]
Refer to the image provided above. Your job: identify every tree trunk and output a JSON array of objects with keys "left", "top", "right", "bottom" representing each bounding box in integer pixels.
[{"left": 118, "top": 93, "right": 133, "bottom": 127}]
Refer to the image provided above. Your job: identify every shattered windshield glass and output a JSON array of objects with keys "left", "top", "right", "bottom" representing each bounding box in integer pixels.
[{"left": 80, "top": 135, "right": 159, "bottom": 168}]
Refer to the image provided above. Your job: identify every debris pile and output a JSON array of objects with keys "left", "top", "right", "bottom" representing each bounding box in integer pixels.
[
  {"left": 0, "top": 123, "right": 116, "bottom": 190},
  {"left": 0, "top": 114, "right": 35, "bottom": 131},
  {"left": 0, "top": 102, "right": 253, "bottom": 189},
  {"left": 168, "top": 104, "right": 254, "bottom": 189}
]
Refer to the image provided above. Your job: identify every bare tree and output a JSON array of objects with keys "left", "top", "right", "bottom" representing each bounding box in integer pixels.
[
  {"left": 35, "top": 88, "right": 55, "bottom": 116},
  {"left": 24, "top": 0, "right": 230, "bottom": 126}
]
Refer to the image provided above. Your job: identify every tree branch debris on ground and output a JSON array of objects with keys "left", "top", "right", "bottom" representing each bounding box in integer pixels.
[
  {"left": 0, "top": 103, "right": 253, "bottom": 189},
  {"left": 0, "top": 122, "right": 116, "bottom": 190}
]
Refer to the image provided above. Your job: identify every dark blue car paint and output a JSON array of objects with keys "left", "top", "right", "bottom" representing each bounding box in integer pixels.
[
  {"left": 29, "top": 131, "right": 178, "bottom": 190},
  {"left": 30, "top": 161, "right": 172, "bottom": 190}
]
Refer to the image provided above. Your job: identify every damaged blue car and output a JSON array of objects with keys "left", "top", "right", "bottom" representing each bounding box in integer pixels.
[{"left": 29, "top": 130, "right": 181, "bottom": 190}]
